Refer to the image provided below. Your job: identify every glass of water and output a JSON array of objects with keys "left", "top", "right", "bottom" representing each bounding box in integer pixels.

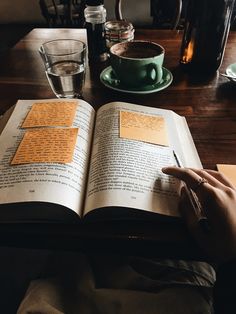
[{"left": 39, "top": 39, "right": 86, "bottom": 98}]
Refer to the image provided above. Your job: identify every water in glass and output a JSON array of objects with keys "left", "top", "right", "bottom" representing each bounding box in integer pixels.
[{"left": 46, "top": 61, "right": 85, "bottom": 98}]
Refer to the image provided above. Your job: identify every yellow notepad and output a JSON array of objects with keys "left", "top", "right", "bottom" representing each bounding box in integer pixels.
[
  {"left": 120, "top": 111, "right": 168, "bottom": 146},
  {"left": 217, "top": 164, "right": 236, "bottom": 187},
  {"left": 22, "top": 101, "right": 77, "bottom": 128},
  {"left": 11, "top": 128, "right": 79, "bottom": 165}
]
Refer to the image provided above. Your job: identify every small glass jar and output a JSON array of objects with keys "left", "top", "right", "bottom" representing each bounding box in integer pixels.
[{"left": 105, "top": 20, "right": 134, "bottom": 49}]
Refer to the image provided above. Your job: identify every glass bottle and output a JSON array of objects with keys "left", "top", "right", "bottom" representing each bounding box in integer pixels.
[
  {"left": 180, "top": 0, "right": 235, "bottom": 74},
  {"left": 84, "top": 0, "right": 107, "bottom": 62}
]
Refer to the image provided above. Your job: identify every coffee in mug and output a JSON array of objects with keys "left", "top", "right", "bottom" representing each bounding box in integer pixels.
[{"left": 109, "top": 40, "right": 164, "bottom": 88}]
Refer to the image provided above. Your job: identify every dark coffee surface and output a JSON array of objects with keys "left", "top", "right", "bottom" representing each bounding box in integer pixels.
[
  {"left": 112, "top": 41, "right": 163, "bottom": 59},
  {"left": 120, "top": 47, "right": 159, "bottom": 58}
]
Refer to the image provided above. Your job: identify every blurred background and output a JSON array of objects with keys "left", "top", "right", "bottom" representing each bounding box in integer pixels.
[
  {"left": 0, "top": 0, "right": 151, "bottom": 51},
  {"left": 0, "top": 0, "right": 235, "bottom": 53}
]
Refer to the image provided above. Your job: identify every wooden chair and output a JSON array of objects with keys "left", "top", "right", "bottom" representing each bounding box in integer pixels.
[
  {"left": 39, "top": 0, "right": 85, "bottom": 27},
  {"left": 115, "top": 0, "right": 183, "bottom": 30}
]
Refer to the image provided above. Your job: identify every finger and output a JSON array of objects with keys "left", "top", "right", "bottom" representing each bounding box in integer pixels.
[
  {"left": 162, "top": 167, "right": 211, "bottom": 193},
  {"left": 189, "top": 168, "right": 231, "bottom": 190},
  {"left": 163, "top": 166, "right": 228, "bottom": 190},
  {"left": 162, "top": 167, "right": 217, "bottom": 208}
]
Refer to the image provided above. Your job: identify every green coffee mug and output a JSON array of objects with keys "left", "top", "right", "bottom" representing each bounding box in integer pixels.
[{"left": 109, "top": 40, "right": 164, "bottom": 88}]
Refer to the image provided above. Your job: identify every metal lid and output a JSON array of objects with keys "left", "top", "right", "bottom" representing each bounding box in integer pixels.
[
  {"left": 105, "top": 20, "right": 133, "bottom": 32},
  {"left": 86, "top": 0, "right": 104, "bottom": 5}
]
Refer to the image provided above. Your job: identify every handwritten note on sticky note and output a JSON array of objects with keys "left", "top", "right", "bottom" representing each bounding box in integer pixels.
[
  {"left": 217, "top": 164, "right": 236, "bottom": 187},
  {"left": 120, "top": 111, "right": 169, "bottom": 146},
  {"left": 22, "top": 101, "right": 78, "bottom": 128},
  {"left": 11, "top": 128, "right": 78, "bottom": 165}
]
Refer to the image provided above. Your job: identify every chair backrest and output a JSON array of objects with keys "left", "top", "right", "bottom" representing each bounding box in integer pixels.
[
  {"left": 39, "top": 0, "right": 85, "bottom": 27},
  {"left": 115, "top": 0, "right": 183, "bottom": 30}
]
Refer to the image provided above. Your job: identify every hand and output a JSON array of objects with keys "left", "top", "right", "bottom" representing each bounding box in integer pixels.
[{"left": 162, "top": 166, "right": 236, "bottom": 262}]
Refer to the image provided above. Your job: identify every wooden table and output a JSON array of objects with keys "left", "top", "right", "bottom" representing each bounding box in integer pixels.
[
  {"left": 0, "top": 28, "right": 236, "bottom": 259},
  {"left": 1, "top": 28, "right": 236, "bottom": 169}
]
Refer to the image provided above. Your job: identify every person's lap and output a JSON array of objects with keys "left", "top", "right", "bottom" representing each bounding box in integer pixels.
[{"left": 16, "top": 251, "right": 215, "bottom": 314}]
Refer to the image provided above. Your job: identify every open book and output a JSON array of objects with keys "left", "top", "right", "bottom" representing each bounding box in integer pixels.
[{"left": 0, "top": 99, "right": 201, "bottom": 225}]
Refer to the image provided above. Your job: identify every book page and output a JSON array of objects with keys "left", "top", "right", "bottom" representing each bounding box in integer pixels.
[
  {"left": 0, "top": 99, "right": 95, "bottom": 218},
  {"left": 84, "top": 102, "right": 201, "bottom": 218}
]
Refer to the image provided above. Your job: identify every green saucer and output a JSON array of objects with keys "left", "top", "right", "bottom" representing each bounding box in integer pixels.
[
  {"left": 226, "top": 63, "right": 236, "bottom": 82},
  {"left": 100, "top": 66, "right": 173, "bottom": 94}
]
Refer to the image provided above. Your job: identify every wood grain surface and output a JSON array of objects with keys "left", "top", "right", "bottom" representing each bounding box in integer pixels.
[{"left": 1, "top": 28, "right": 235, "bottom": 169}]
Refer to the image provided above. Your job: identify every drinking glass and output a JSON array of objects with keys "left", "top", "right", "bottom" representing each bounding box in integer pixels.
[{"left": 39, "top": 39, "right": 86, "bottom": 98}]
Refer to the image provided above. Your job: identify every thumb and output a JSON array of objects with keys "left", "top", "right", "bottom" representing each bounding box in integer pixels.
[{"left": 179, "top": 186, "right": 205, "bottom": 241}]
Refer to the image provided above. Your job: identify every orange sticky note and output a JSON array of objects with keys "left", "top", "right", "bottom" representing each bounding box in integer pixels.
[
  {"left": 217, "top": 164, "right": 236, "bottom": 187},
  {"left": 120, "top": 111, "right": 168, "bottom": 146},
  {"left": 22, "top": 101, "right": 78, "bottom": 128},
  {"left": 11, "top": 128, "right": 79, "bottom": 165}
]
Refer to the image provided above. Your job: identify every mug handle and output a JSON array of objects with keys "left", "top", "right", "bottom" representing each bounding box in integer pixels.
[{"left": 146, "top": 63, "right": 163, "bottom": 85}]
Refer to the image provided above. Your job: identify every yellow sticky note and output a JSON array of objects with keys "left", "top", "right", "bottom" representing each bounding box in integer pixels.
[
  {"left": 11, "top": 128, "right": 78, "bottom": 165},
  {"left": 120, "top": 111, "right": 168, "bottom": 146},
  {"left": 22, "top": 101, "right": 78, "bottom": 128},
  {"left": 217, "top": 164, "right": 236, "bottom": 187}
]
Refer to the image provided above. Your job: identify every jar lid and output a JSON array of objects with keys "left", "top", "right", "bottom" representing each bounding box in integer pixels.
[
  {"left": 86, "top": 0, "right": 104, "bottom": 5},
  {"left": 105, "top": 20, "right": 133, "bottom": 32}
]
